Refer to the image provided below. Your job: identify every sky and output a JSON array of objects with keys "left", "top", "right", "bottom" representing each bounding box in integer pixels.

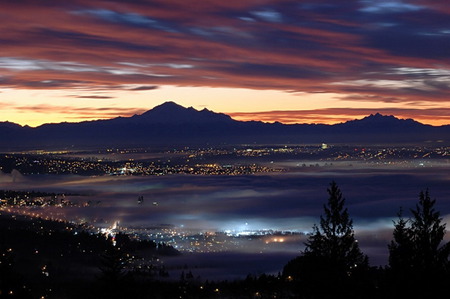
[{"left": 1, "top": 0, "right": 450, "bottom": 127}]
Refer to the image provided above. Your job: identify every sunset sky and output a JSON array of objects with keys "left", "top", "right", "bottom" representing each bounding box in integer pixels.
[{"left": 1, "top": 0, "right": 450, "bottom": 127}]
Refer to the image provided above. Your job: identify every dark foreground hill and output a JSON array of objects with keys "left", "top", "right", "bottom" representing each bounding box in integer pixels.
[{"left": 0, "top": 101, "right": 449, "bottom": 150}]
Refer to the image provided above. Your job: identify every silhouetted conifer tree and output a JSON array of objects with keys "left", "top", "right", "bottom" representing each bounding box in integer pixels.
[
  {"left": 304, "top": 182, "right": 367, "bottom": 267},
  {"left": 97, "top": 244, "right": 130, "bottom": 299},
  {"left": 99, "top": 244, "right": 127, "bottom": 283},
  {"left": 411, "top": 190, "right": 450, "bottom": 271},
  {"left": 388, "top": 208, "right": 413, "bottom": 272},
  {"left": 388, "top": 189, "right": 450, "bottom": 296},
  {"left": 283, "top": 181, "right": 369, "bottom": 298}
]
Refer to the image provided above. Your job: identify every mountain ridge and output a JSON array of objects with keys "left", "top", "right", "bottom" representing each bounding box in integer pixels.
[
  {"left": 131, "top": 101, "right": 235, "bottom": 125},
  {"left": 0, "top": 102, "right": 449, "bottom": 150},
  {"left": 2, "top": 102, "right": 445, "bottom": 128}
]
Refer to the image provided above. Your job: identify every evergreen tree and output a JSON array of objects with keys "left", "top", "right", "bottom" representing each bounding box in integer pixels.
[
  {"left": 304, "top": 181, "right": 367, "bottom": 271},
  {"left": 410, "top": 189, "right": 450, "bottom": 271},
  {"left": 388, "top": 189, "right": 450, "bottom": 296},
  {"left": 98, "top": 244, "right": 127, "bottom": 283},
  {"left": 388, "top": 208, "right": 413, "bottom": 272},
  {"left": 283, "top": 181, "right": 369, "bottom": 298},
  {"left": 389, "top": 189, "right": 450, "bottom": 272},
  {"left": 96, "top": 243, "right": 132, "bottom": 299}
]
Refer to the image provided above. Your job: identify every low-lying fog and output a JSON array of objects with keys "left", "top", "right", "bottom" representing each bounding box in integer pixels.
[{"left": 1, "top": 161, "right": 449, "bottom": 278}]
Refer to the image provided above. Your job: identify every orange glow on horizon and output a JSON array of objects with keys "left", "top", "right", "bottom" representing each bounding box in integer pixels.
[
  {"left": 227, "top": 112, "right": 450, "bottom": 126},
  {"left": 1, "top": 1, "right": 450, "bottom": 129},
  {"left": 0, "top": 85, "right": 448, "bottom": 128},
  {"left": 4, "top": 106, "right": 448, "bottom": 128}
]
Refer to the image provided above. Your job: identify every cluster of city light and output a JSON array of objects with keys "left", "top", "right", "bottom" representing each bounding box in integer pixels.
[
  {"left": 0, "top": 196, "right": 73, "bottom": 208},
  {"left": 1, "top": 154, "right": 280, "bottom": 176},
  {"left": 1, "top": 202, "right": 307, "bottom": 255},
  {"left": 3, "top": 145, "right": 447, "bottom": 177},
  {"left": 108, "top": 162, "right": 278, "bottom": 176},
  {"left": 100, "top": 220, "right": 119, "bottom": 245},
  {"left": 329, "top": 146, "right": 449, "bottom": 162},
  {"left": 168, "top": 145, "right": 450, "bottom": 168},
  {"left": 265, "top": 237, "right": 285, "bottom": 244},
  {"left": 100, "top": 225, "right": 304, "bottom": 253}
]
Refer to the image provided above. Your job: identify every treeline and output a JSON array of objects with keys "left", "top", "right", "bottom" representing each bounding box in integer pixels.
[
  {"left": 282, "top": 182, "right": 450, "bottom": 298},
  {"left": 1, "top": 183, "right": 449, "bottom": 298},
  {"left": 0, "top": 214, "right": 179, "bottom": 299}
]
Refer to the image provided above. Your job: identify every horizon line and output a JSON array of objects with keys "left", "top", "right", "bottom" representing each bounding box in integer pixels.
[{"left": 2, "top": 101, "right": 449, "bottom": 128}]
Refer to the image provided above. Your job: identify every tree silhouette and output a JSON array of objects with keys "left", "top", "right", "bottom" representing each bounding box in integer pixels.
[
  {"left": 99, "top": 244, "right": 127, "bottom": 283},
  {"left": 411, "top": 190, "right": 450, "bottom": 271},
  {"left": 305, "top": 182, "right": 367, "bottom": 266},
  {"left": 388, "top": 208, "right": 413, "bottom": 272},
  {"left": 283, "top": 181, "right": 369, "bottom": 298},
  {"left": 388, "top": 189, "right": 450, "bottom": 296},
  {"left": 96, "top": 243, "right": 130, "bottom": 299}
]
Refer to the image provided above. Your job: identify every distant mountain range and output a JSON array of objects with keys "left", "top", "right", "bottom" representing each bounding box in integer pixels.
[{"left": 0, "top": 101, "right": 449, "bottom": 150}]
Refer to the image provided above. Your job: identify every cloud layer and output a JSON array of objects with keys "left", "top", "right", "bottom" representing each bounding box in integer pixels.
[
  {"left": 3, "top": 161, "right": 450, "bottom": 267},
  {"left": 1, "top": 0, "right": 450, "bottom": 124}
]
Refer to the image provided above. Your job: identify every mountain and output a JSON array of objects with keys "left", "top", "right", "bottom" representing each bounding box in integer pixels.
[
  {"left": 0, "top": 102, "right": 448, "bottom": 150},
  {"left": 340, "top": 113, "right": 423, "bottom": 129},
  {"left": 133, "top": 101, "right": 235, "bottom": 124}
]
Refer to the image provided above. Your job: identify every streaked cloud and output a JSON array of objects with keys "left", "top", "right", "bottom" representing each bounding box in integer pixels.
[
  {"left": 128, "top": 85, "right": 159, "bottom": 91},
  {"left": 251, "top": 10, "right": 283, "bottom": 22},
  {"left": 74, "top": 95, "right": 114, "bottom": 99},
  {"left": 0, "top": 103, "right": 147, "bottom": 120},
  {"left": 0, "top": 0, "right": 449, "bottom": 125},
  {"left": 359, "top": 0, "right": 425, "bottom": 13}
]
